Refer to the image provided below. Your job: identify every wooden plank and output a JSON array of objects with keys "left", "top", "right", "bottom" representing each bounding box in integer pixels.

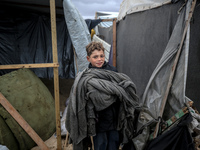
[
  {"left": 0, "top": 63, "right": 59, "bottom": 70},
  {"left": 49, "top": 0, "right": 62, "bottom": 150},
  {"left": 112, "top": 18, "right": 117, "bottom": 67},
  {"left": 101, "top": 19, "right": 115, "bottom": 22},
  {"left": 0, "top": 93, "right": 49, "bottom": 150}
]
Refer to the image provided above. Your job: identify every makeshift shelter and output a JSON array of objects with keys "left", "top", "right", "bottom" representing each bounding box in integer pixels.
[
  {"left": 0, "top": 0, "right": 102, "bottom": 149},
  {"left": 0, "top": 0, "right": 64, "bottom": 149},
  {"left": 98, "top": 0, "right": 200, "bottom": 111},
  {"left": 98, "top": 0, "right": 200, "bottom": 149},
  {"left": 0, "top": 0, "right": 101, "bottom": 78},
  {"left": 95, "top": 11, "right": 119, "bottom": 28}
]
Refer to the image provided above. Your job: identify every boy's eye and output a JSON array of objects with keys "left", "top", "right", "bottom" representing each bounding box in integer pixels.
[{"left": 92, "top": 55, "right": 105, "bottom": 59}]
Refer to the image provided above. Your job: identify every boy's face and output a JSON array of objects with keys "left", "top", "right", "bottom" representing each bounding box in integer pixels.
[{"left": 87, "top": 49, "right": 105, "bottom": 68}]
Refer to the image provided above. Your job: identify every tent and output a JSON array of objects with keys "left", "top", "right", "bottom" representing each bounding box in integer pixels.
[
  {"left": 0, "top": 0, "right": 102, "bottom": 78},
  {"left": 98, "top": 0, "right": 200, "bottom": 111},
  {"left": 98, "top": 0, "right": 200, "bottom": 149},
  {"left": 95, "top": 11, "right": 119, "bottom": 28},
  {"left": 0, "top": 0, "right": 101, "bottom": 149}
]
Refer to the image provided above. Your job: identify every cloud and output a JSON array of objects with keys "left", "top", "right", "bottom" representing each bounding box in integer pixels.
[{"left": 71, "top": 0, "right": 122, "bottom": 19}]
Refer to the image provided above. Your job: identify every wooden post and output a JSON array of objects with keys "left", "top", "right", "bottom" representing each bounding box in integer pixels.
[
  {"left": 0, "top": 93, "right": 49, "bottom": 150},
  {"left": 112, "top": 18, "right": 117, "bottom": 67},
  {"left": 90, "top": 136, "right": 95, "bottom": 150},
  {"left": 49, "top": 0, "right": 62, "bottom": 149}
]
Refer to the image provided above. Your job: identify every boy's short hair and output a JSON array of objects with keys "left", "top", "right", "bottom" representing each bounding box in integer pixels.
[{"left": 86, "top": 41, "right": 104, "bottom": 56}]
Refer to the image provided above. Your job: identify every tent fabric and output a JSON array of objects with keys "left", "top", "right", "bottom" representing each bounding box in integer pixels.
[
  {"left": 185, "top": 1, "right": 200, "bottom": 110},
  {"left": 140, "top": 0, "right": 190, "bottom": 123},
  {"left": 96, "top": 12, "right": 118, "bottom": 28},
  {"left": 117, "top": 0, "right": 171, "bottom": 21},
  {"left": 116, "top": 1, "right": 184, "bottom": 99},
  {"left": 133, "top": 0, "right": 192, "bottom": 149},
  {"left": 0, "top": 145, "right": 9, "bottom": 150},
  {"left": 0, "top": 5, "right": 75, "bottom": 79},
  {"left": 146, "top": 113, "right": 195, "bottom": 150},
  {"left": 0, "top": 3, "right": 102, "bottom": 79},
  {"left": 116, "top": 0, "right": 200, "bottom": 111},
  {"left": 97, "top": 26, "right": 113, "bottom": 45},
  {"left": 85, "top": 19, "right": 102, "bottom": 33},
  {"left": 108, "top": 45, "right": 114, "bottom": 66},
  {"left": 98, "top": 0, "right": 200, "bottom": 149},
  {"left": 63, "top": 0, "right": 90, "bottom": 75},
  {"left": 0, "top": 68, "right": 56, "bottom": 150},
  {"left": 98, "top": 0, "right": 200, "bottom": 112}
]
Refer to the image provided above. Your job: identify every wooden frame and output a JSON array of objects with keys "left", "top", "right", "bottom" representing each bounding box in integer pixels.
[
  {"left": 153, "top": 0, "right": 197, "bottom": 139},
  {"left": 0, "top": 4, "right": 118, "bottom": 150},
  {"left": 0, "top": 0, "right": 62, "bottom": 150},
  {"left": 0, "top": 93, "right": 49, "bottom": 150},
  {"left": 100, "top": 18, "right": 117, "bottom": 67},
  {"left": 112, "top": 18, "right": 117, "bottom": 67}
]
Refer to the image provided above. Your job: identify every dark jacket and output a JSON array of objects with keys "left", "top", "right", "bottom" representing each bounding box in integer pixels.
[
  {"left": 88, "top": 61, "right": 117, "bottom": 72},
  {"left": 88, "top": 61, "right": 119, "bottom": 132}
]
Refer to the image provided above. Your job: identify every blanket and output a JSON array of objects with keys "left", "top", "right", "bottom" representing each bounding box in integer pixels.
[{"left": 66, "top": 68, "right": 141, "bottom": 144}]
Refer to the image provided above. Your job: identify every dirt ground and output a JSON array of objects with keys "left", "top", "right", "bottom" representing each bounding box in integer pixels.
[
  {"left": 31, "top": 78, "right": 74, "bottom": 150},
  {"left": 31, "top": 134, "right": 73, "bottom": 150}
]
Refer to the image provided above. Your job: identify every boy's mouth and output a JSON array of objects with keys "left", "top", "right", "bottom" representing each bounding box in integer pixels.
[{"left": 97, "top": 62, "right": 103, "bottom": 66}]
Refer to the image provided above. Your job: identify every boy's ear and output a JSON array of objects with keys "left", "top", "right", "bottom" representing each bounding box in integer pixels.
[{"left": 87, "top": 56, "right": 90, "bottom": 62}]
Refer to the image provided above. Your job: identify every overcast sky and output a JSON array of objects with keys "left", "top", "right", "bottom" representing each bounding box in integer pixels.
[{"left": 70, "top": 0, "right": 123, "bottom": 19}]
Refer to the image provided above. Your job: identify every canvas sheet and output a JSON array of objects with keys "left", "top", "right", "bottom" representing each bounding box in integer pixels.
[{"left": 118, "top": 0, "right": 171, "bottom": 21}]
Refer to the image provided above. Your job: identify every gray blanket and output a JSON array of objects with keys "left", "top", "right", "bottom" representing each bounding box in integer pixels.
[{"left": 66, "top": 68, "right": 141, "bottom": 144}]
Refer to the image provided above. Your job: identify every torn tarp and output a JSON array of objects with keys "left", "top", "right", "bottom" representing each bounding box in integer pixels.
[
  {"left": 85, "top": 19, "right": 102, "bottom": 33},
  {"left": 133, "top": 0, "right": 193, "bottom": 149},
  {"left": 63, "top": 0, "right": 90, "bottom": 75},
  {"left": 0, "top": 5, "right": 75, "bottom": 79},
  {"left": 146, "top": 114, "right": 195, "bottom": 150},
  {"left": 0, "top": 4, "right": 102, "bottom": 79}
]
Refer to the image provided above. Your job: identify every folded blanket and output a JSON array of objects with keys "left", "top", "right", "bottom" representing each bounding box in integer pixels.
[{"left": 66, "top": 68, "right": 141, "bottom": 144}]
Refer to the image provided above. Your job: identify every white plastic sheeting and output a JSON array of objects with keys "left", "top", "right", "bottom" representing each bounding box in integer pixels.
[
  {"left": 92, "top": 35, "right": 111, "bottom": 62},
  {"left": 63, "top": 0, "right": 90, "bottom": 74},
  {"left": 0, "top": 145, "right": 9, "bottom": 150},
  {"left": 117, "top": 0, "right": 171, "bottom": 21}
]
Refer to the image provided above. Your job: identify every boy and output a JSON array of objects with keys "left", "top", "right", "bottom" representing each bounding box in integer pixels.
[
  {"left": 86, "top": 41, "right": 120, "bottom": 150},
  {"left": 66, "top": 41, "right": 139, "bottom": 150},
  {"left": 86, "top": 41, "right": 117, "bottom": 72}
]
